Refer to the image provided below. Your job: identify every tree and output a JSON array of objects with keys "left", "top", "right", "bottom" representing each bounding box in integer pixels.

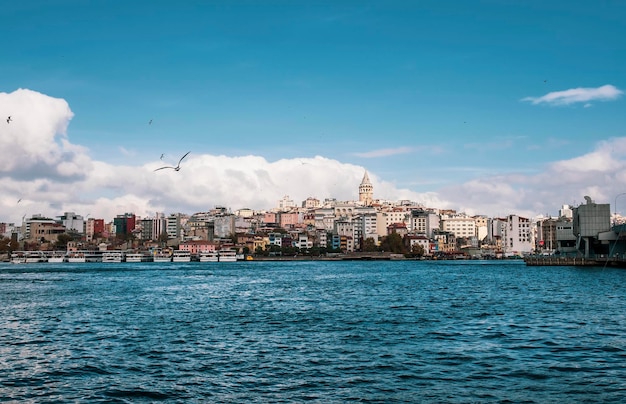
[
  {"left": 55, "top": 233, "right": 73, "bottom": 250},
  {"left": 0, "top": 237, "right": 9, "bottom": 253},
  {"left": 411, "top": 243, "right": 425, "bottom": 257},
  {"left": 380, "top": 233, "right": 406, "bottom": 254},
  {"left": 362, "top": 237, "right": 378, "bottom": 252}
]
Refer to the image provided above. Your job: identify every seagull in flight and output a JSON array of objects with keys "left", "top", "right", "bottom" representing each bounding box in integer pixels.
[
  {"left": 7, "top": 116, "right": 11, "bottom": 124},
  {"left": 154, "top": 151, "right": 190, "bottom": 172}
]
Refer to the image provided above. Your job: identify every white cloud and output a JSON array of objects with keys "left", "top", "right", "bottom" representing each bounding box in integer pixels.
[
  {"left": 2, "top": 89, "right": 626, "bottom": 224},
  {"left": 438, "top": 137, "right": 626, "bottom": 217},
  {"left": 522, "top": 84, "right": 623, "bottom": 106},
  {"left": 0, "top": 88, "right": 90, "bottom": 180}
]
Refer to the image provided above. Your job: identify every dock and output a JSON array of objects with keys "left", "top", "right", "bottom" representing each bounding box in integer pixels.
[{"left": 524, "top": 256, "right": 626, "bottom": 268}]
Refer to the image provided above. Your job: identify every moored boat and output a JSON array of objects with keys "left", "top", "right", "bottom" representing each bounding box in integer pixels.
[
  {"left": 102, "top": 251, "right": 125, "bottom": 263},
  {"left": 47, "top": 251, "right": 67, "bottom": 263},
  {"left": 67, "top": 251, "right": 102, "bottom": 263},
  {"left": 10, "top": 252, "right": 26, "bottom": 264},
  {"left": 24, "top": 251, "right": 48, "bottom": 263},
  {"left": 199, "top": 250, "right": 219, "bottom": 262},
  {"left": 218, "top": 249, "right": 237, "bottom": 262},
  {"left": 153, "top": 251, "right": 172, "bottom": 263},
  {"left": 172, "top": 250, "right": 191, "bottom": 262},
  {"left": 125, "top": 252, "right": 153, "bottom": 263}
]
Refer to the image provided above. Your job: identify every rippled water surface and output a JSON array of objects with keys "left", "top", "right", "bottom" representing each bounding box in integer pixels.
[{"left": 2, "top": 260, "right": 626, "bottom": 403}]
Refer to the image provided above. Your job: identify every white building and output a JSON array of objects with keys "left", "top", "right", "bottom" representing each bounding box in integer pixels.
[
  {"left": 58, "top": 212, "right": 85, "bottom": 233},
  {"left": 503, "top": 214, "right": 533, "bottom": 255},
  {"left": 410, "top": 209, "right": 440, "bottom": 237},
  {"left": 441, "top": 217, "right": 477, "bottom": 239}
]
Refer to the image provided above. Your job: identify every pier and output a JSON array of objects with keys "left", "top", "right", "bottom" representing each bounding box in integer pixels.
[{"left": 524, "top": 256, "right": 626, "bottom": 268}]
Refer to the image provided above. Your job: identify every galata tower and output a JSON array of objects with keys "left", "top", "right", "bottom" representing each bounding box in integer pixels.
[{"left": 359, "top": 171, "right": 373, "bottom": 206}]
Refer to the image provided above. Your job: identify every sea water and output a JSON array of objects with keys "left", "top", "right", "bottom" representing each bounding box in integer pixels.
[{"left": 1, "top": 260, "right": 626, "bottom": 403}]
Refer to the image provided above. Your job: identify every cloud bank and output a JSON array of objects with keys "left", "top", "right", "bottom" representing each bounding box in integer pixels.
[
  {"left": 522, "top": 84, "right": 623, "bottom": 106},
  {"left": 2, "top": 88, "right": 626, "bottom": 224}
]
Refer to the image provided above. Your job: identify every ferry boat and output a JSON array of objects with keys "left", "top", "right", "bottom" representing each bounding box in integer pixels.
[
  {"left": 25, "top": 251, "right": 48, "bottom": 263},
  {"left": 10, "top": 252, "right": 26, "bottom": 264},
  {"left": 67, "top": 252, "right": 86, "bottom": 263},
  {"left": 67, "top": 251, "right": 102, "bottom": 263},
  {"left": 125, "top": 252, "right": 153, "bottom": 263},
  {"left": 47, "top": 251, "right": 67, "bottom": 263},
  {"left": 199, "top": 250, "right": 219, "bottom": 262},
  {"left": 218, "top": 249, "right": 237, "bottom": 262},
  {"left": 102, "top": 251, "right": 125, "bottom": 263},
  {"left": 153, "top": 251, "right": 172, "bottom": 263},
  {"left": 172, "top": 250, "right": 191, "bottom": 262}
]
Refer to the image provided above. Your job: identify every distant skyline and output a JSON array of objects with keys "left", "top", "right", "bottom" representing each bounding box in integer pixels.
[{"left": 2, "top": 1, "right": 626, "bottom": 223}]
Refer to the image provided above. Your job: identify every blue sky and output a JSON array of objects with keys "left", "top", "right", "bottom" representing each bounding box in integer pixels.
[{"left": 1, "top": 1, "right": 626, "bottom": 222}]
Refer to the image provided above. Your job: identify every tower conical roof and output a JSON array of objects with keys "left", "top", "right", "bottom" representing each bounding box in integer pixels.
[{"left": 361, "top": 171, "right": 371, "bottom": 185}]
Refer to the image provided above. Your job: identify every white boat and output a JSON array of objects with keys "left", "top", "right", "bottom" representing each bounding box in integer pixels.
[
  {"left": 10, "top": 252, "right": 26, "bottom": 264},
  {"left": 172, "top": 250, "right": 191, "bottom": 262},
  {"left": 102, "top": 251, "right": 125, "bottom": 263},
  {"left": 153, "top": 251, "right": 172, "bottom": 263},
  {"left": 218, "top": 249, "right": 237, "bottom": 262},
  {"left": 25, "top": 251, "right": 48, "bottom": 263},
  {"left": 67, "top": 251, "right": 102, "bottom": 263},
  {"left": 199, "top": 250, "right": 219, "bottom": 262},
  {"left": 85, "top": 252, "right": 102, "bottom": 263},
  {"left": 125, "top": 252, "right": 153, "bottom": 263},
  {"left": 48, "top": 252, "right": 67, "bottom": 263},
  {"left": 67, "top": 252, "right": 86, "bottom": 263}
]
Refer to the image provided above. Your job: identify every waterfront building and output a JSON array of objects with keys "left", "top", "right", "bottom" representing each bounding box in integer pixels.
[
  {"left": 410, "top": 209, "right": 440, "bottom": 237},
  {"left": 113, "top": 213, "right": 136, "bottom": 237},
  {"left": 433, "top": 230, "right": 456, "bottom": 253},
  {"left": 179, "top": 240, "right": 217, "bottom": 255},
  {"left": 279, "top": 211, "right": 302, "bottom": 230},
  {"left": 379, "top": 207, "right": 411, "bottom": 231},
  {"left": 166, "top": 213, "right": 186, "bottom": 241},
  {"left": 573, "top": 196, "right": 611, "bottom": 258},
  {"left": 315, "top": 229, "right": 328, "bottom": 248},
  {"left": 28, "top": 221, "right": 66, "bottom": 244},
  {"left": 556, "top": 217, "right": 576, "bottom": 254},
  {"left": 335, "top": 219, "right": 355, "bottom": 252},
  {"left": 58, "top": 212, "right": 85, "bottom": 234},
  {"left": 353, "top": 212, "right": 379, "bottom": 249},
  {"left": 441, "top": 216, "right": 477, "bottom": 240},
  {"left": 151, "top": 213, "right": 167, "bottom": 241},
  {"left": 473, "top": 215, "right": 489, "bottom": 242},
  {"left": 85, "top": 218, "right": 105, "bottom": 242},
  {"left": 535, "top": 217, "right": 558, "bottom": 253},
  {"left": 502, "top": 214, "right": 533, "bottom": 255},
  {"left": 314, "top": 208, "right": 336, "bottom": 232},
  {"left": 214, "top": 214, "right": 235, "bottom": 238},
  {"left": 22, "top": 215, "right": 58, "bottom": 241},
  {"left": 405, "top": 234, "right": 430, "bottom": 255}
]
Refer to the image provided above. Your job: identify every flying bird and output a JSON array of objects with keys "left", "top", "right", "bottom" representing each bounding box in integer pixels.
[
  {"left": 154, "top": 151, "right": 190, "bottom": 172},
  {"left": 160, "top": 153, "right": 165, "bottom": 160},
  {"left": 149, "top": 119, "right": 153, "bottom": 125},
  {"left": 7, "top": 116, "right": 11, "bottom": 124}
]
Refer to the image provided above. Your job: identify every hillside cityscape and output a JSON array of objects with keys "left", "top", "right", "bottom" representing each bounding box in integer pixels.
[{"left": 1, "top": 172, "right": 624, "bottom": 261}]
